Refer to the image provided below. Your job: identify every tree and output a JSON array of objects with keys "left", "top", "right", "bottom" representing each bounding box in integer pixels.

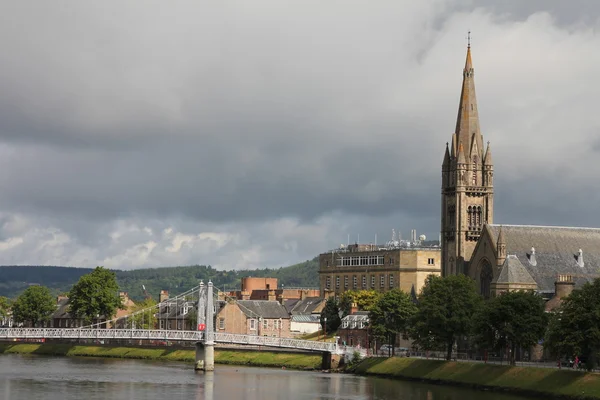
[
  {"left": 11, "top": 286, "right": 56, "bottom": 327},
  {"left": 320, "top": 297, "right": 342, "bottom": 334},
  {"left": 339, "top": 290, "right": 382, "bottom": 315},
  {"left": 474, "top": 290, "right": 547, "bottom": 365},
  {"left": 0, "top": 296, "right": 11, "bottom": 324},
  {"left": 125, "top": 298, "right": 157, "bottom": 329},
  {"left": 369, "top": 289, "right": 417, "bottom": 356},
  {"left": 411, "top": 275, "right": 482, "bottom": 360},
  {"left": 69, "top": 266, "right": 124, "bottom": 324},
  {"left": 546, "top": 278, "right": 600, "bottom": 370}
]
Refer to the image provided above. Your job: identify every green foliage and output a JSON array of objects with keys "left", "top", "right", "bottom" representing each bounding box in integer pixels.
[
  {"left": 0, "top": 258, "right": 320, "bottom": 301},
  {"left": 69, "top": 267, "right": 124, "bottom": 324},
  {"left": 369, "top": 289, "right": 417, "bottom": 353},
  {"left": 339, "top": 290, "right": 382, "bottom": 314},
  {"left": 115, "top": 258, "right": 319, "bottom": 301},
  {"left": 125, "top": 298, "right": 157, "bottom": 329},
  {"left": 320, "top": 297, "right": 342, "bottom": 333},
  {"left": 11, "top": 286, "right": 55, "bottom": 326},
  {"left": 546, "top": 278, "right": 600, "bottom": 370},
  {"left": 0, "top": 296, "right": 11, "bottom": 320},
  {"left": 474, "top": 290, "right": 547, "bottom": 365},
  {"left": 412, "top": 275, "right": 482, "bottom": 360}
]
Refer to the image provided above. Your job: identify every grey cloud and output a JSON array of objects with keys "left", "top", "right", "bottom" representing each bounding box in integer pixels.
[{"left": 0, "top": 1, "right": 598, "bottom": 269}]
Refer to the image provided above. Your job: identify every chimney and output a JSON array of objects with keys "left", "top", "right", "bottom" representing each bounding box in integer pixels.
[
  {"left": 159, "top": 290, "right": 169, "bottom": 303},
  {"left": 241, "top": 291, "right": 250, "bottom": 300},
  {"left": 57, "top": 294, "right": 68, "bottom": 303},
  {"left": 350, "top": 302, "right": 358, "bottom": 315},
  {"left": 300, "top": 290, "right": 307, "bottom": 300},
  {"left": 268, "top": 290, "right": 276, "bottom": 301},
  {"left": 119, "top": 292, "right": 129, "bottom": 302},
  {"left": 555, "top": 274, "right": 575, "bottom": 299}
]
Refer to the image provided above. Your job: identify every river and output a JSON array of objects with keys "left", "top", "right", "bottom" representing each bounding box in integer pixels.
[{"left": 0, "top": 354, "right": 538, "bottom": 400}]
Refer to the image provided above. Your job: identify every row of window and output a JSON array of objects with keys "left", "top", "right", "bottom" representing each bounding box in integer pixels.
[
  {"left": 335, "top": 255, "right": 386, "bottom": 266},
  {"left": 341, "top": 320, "right": 367, "bottom": 329},
  {"left": 219, "top": 318, "right": 283, "bottom": 331},
  {"left": 158, "top": 320, "right": 186, "bottom": 330},
  {"left": 326, "top": 274, "right": 395, "bottom": 289}
]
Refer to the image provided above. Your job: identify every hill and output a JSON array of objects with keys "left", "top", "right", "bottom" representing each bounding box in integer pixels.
[{"left": 0, "top": 258, "right": 319, "bottom": 301}]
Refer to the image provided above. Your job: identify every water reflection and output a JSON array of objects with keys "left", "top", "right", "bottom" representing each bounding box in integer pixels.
[{"left": 0, "top": 354, "right": 535, "bottom": 400}]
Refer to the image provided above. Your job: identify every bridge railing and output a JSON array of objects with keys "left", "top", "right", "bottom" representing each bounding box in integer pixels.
[
  {"left": 0, "top": 328, "right": 337, "bottom": 353},
  {"left": 214, "top": 332, "right": 337, "bottom": 353},
  {"left": 0, "top": 328, "right": 204, "bottom": 342}
]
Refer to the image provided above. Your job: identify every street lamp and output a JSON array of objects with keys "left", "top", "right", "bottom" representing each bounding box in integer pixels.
[{"left": 324, "top": 317, "right": 327, "bottom": 341}]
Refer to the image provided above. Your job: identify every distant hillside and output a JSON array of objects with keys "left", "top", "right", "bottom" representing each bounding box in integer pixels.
[
  {"left": 0, "top": 258, "right": 319, "bottom": 301},
  {"left": 0, "top": 266, "right": 94, "bottom": 299}
]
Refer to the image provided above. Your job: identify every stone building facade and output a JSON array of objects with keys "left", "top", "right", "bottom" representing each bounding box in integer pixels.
[
  {"left": 440, "top": 43, "right": 494, "bottom": 277},
  {"left": 221, "top": 277, "right": 319, "bottom": 302},
  {"left": 468, "top": 224, "right": 600, "bottom": 299},
  {"left": 318, "top": 243, "right": 441, "bottom": 298},
  {"left": 442, "top": 44, "right": 600, "bottom": 303},
  {"left": 215, "top": 300, "right": 291, "bottom": 338}
]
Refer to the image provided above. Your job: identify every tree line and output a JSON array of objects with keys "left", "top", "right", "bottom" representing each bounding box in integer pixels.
[
  {"left": 0, "top": 258, "right": 320, "bottom": 300},
  {"left": 1, "top": 267, "right": 125, "bottom": 327},
  {"left": 321, "top": 274, "right": 600, "bottom": 370}
]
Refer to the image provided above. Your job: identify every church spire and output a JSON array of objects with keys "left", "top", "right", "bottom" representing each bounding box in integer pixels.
[
  {"left": 484, "top": 141, "right": 492, "bottom": 165},
  {"left": 455, "top": 43, "right": 483, "bottom": 161}
]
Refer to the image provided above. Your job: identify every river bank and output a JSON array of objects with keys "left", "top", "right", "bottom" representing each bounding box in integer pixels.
[
  {"left": 0, "top": 342, "right": 322, "bottom": 370},
  {"left": 351, "top": 357, "right": 600, "bottom": 399}
]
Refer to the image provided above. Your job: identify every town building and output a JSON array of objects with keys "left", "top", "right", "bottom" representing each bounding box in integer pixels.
[
  {"left": 215, "top": 300, "right": 291, "bottom": 338},
  {"left": 51, "top": 292, "right": 135, "bottom": 328},
  {"left": 221, "top": 277, "right": 319, "bottom": 302},
  {"left": 338, "top": 311, "right": 370, "bottom": 349},
  {"left": 441, "top": 43, "right": 600, "bottom": 301},
  {"left": 285, "top": 296, "right": 326, "bottom": 335},
  {"left": 318, "top": 240, "right": 441, "bottom": 298}
]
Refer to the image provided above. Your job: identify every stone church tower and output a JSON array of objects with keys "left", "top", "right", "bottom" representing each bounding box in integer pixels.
[{"left": 441, "top": 44, "right": 494, "bottom": 276}]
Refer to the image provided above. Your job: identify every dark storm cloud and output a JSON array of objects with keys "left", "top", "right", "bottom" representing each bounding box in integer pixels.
[{"left": 0, "top": 0, "right": 598, "bottom": 269}]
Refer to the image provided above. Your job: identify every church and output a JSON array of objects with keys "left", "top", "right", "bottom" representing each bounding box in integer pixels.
[{"left": 440, "top": 43, "right": 600, "bottom": 302}]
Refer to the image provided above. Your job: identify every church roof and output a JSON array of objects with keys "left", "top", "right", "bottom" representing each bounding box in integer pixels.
[
  {"left": 494, "top": 255, "right": 536, "bottom": 285},
  {"left": 487, "top": 224, "right": 600, "bottom": 292}
]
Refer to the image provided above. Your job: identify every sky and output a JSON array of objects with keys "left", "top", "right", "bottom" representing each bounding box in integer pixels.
[{"left": 0, "top": 0, "right": 599, "bottom": 270}]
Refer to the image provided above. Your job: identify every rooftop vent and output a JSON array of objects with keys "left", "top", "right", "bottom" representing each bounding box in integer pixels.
[
  {"left": 575, "top": 249, "right": 584, "bottom": 268},
  {"left": 526, "top": 246, "right": 537, "bottom": 266}
]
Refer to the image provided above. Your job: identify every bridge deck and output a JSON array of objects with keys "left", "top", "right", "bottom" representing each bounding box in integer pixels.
[{"left": 0, "top": 328, "right": 337, "bottom": 353}]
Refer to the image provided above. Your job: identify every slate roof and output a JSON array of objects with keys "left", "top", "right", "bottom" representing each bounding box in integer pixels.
[
  {"left": 340, "top": 313, "right": 369, "bottom": 330},
  {"left": 494, "top": 255, "right": 536, "bottom": 285},
  {"left": 283, "top": 299, "right": 300, "bottom": 314},
  {"left": 289, "top": 297, "right": 325, "bottom": 315},
  {"left": 156, "top": 299, "right": 196, "bottom": 319},
  {"left": 236, "top": 300, "right": 290, "bottom": 319},
  {"left": 487, "top": 224, "right": 600, "bottom": 292},
  {"left": 52, "top": 297, "right": 71, "bottom": 319},
  {"left": 291, "top": 315, "right": 320, "bottom": 323}
]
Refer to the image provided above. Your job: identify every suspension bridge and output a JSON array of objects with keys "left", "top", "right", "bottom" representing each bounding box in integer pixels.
[{"left": 0, "top": 281, "right": 340, "bottom": 370}]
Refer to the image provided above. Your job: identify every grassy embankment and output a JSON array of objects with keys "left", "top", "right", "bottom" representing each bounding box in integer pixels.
[
  {"left": 0, "top": 343, "right": 322, "bottom": 370},
  {"left": 353, "top": 357, "right": 600, "bottom": 399}
]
